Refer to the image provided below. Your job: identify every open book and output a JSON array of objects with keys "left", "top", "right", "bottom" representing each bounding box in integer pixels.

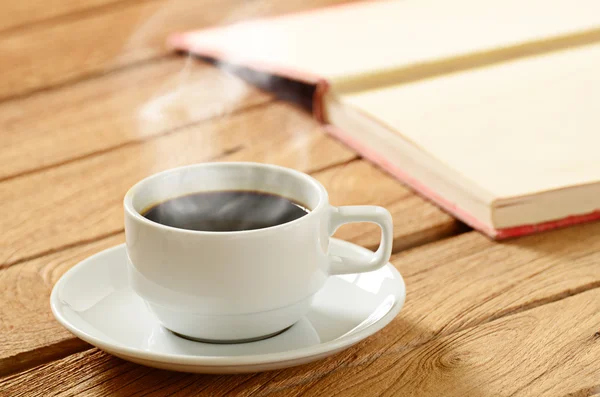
[{"left": 168, "top": 0, "right": 600, "bottom": 238}]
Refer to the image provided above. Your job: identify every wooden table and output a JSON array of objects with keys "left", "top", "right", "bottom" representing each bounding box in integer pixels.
[{"left": 1, "top": 1, "right": 599, "bottom": 395}]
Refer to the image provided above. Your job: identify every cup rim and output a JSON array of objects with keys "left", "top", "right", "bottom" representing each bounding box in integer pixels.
[{"left": 123, "top": 162, "right": 329, "bottom": 236}]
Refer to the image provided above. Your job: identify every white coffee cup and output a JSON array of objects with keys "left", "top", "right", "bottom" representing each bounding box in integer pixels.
[{"left": 124, "top": 162, "right": 393, "bottom": 342}]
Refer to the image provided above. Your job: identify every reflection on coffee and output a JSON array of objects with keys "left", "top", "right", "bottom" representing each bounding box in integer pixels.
[{"left": 142, "top": 190, "right": 309, "bottom": 232}]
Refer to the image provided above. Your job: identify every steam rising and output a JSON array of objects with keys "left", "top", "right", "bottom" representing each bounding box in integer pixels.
[
  {"left": 137, "top": 54, "right": 252, "bottom": 136},
  {"left": 130, "top": 1, "right": 272, "bottom": 136},
  {"left": 127, "top": 1, "right": 312, "bottom": 226}
]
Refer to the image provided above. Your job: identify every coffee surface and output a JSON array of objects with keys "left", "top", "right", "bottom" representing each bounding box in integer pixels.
[{"left": 142, "top": 190, "right": 309, "bottom": 232}]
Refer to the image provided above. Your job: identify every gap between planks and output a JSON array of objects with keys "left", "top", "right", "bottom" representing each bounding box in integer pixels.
[
  {"left": 0, "top": 154, "right": 356, "bottom": 271},
  {"left": 250, "top": 290, "right": 600, "bottom": 397},
  {"left": 0, "top": 153, "right": 464, "bottom": 377},
  {"left": 0, "top": 97, "right": 457, "bottom": 268},
  {"left": 0, "top": 0, "right": 356, "bottom": 103},
  {"left": 0, "top": 53, "right": 174, "bottom": 106},
  {"left": 0, "top": 150, "right": 458, "bottom": 271},
  {"left": 0, "top": 0, "right": 160, "bottom": 37},
  {"left": 3, "top": 225, "right": 600, "bottom": 393},
  {"left": 0, "top": 55, "right": 274, "bottom": 181},
  {"left": 0, "top": 226, "right": 464, "bottom": 379},
  {"left": 247, "top": 279, "right": 600, "bottom": 396},
  {"left": 5, "top": 0, "right": 600, "bottom": 106},
  {"left": 0, "top": 98, "right": 274, "bottom": 184}
]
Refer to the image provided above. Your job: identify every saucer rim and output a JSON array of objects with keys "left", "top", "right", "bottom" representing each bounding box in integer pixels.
[{"left": 50, "top": 239, "right": 405, "bottom": 367}]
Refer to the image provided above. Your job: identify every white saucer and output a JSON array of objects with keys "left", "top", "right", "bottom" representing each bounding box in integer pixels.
[{"left": 51, "top": 239, "right": 406, "bottom": 374}]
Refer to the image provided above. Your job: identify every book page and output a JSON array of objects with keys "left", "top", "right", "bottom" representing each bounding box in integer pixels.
[
  {"left": 341, "top": 43, "right": 600, "bottom": 199},
  {"left": 172, "top": 0, "right": 600, "bottom": 90}
]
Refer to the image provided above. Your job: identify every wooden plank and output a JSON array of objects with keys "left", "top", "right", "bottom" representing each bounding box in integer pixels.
[
  {"left": 240, "top": 223, "right": 600, "bottom": 396},
  {"left": 0, "top": 158, "right": 457, "bottom": 376},
  {"left": 0, "top": 234, "right": 124, "bottom": 377},
  {"left": 3, "top": 222, "right": 598, "bottom": 394},
  {"left": 0, "top": 96, "right": 461, "bottom": 269},
  {"left": 0, "top": 350, "right": 194, "bottom": 396},
  {"left": 0, "top": 57, "right": 271, "bottom": 181},
  {"left": 0, "top": 0, "right": 355, "bottom": 100},
  {"left": 0, "top": 0, "right": 125, "bottom": 34},
  {"left": 0, "top": 102, "right": 357, "bottom": 268},
  {"left": 12, "top": 287, "right": 595, "bottom": 397},
  {"left": 283, "top": 289, "right": 600, "bottom": 397}
]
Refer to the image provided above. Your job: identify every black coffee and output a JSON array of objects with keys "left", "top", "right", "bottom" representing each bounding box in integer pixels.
[{"left": 142, "top": 190, "right": 309, "bottom": 232}]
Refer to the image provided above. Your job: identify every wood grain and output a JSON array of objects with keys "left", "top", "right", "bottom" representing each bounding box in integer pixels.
[
  {"left": 285, "top": 289, "right": 600, "bottom": 397},
  {"left": 0, "top": 102, "right": 347, "bottom": 268},
  {"left": 8, "top": 286, "right": 600, "bottom": 397},
  {"left": 3, "top": 219, "right": 600, "bottom": 391},
  {"left": 0, "top": 0, "right": 355, "bottom": 100},
  {"left": 7, "top": 286, "right": 600, "bottom": 397},
  {"left": 0, "top": 0, "right": 128, "bottom": 34},
  {"left": 0, "top": 98, "right": 462, "bottom": 269},
  {"left": 0, "top": 57, "right": 271, "bottom": 181},
  {"left": 0, "top": 234, "right": 123, "bottom": 377},
  {"left": 2, "top": 1, "right": 596, "bottom": 394},
  {"left": 173, "top": 222, "right": 600, "bottom": 396},
  {"left": 0, "top": 159, "right": 458, "bottom": 376},
  {"left": 238, "top": 223, "right": 600, "bottom": 396}
]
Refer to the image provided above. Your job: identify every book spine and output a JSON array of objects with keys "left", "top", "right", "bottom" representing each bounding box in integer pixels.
[{"left": 167, "top": 34, "right": 329, "bottom": 122}]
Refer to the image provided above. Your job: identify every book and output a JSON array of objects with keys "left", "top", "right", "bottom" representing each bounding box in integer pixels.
[{"left": 168, "top": 0, "right": 600, "bottom": 238}]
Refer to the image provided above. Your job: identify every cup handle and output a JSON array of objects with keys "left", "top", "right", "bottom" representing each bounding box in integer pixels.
[{"left": 327, "top": 205, "right": 393, "bottom": 275}]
